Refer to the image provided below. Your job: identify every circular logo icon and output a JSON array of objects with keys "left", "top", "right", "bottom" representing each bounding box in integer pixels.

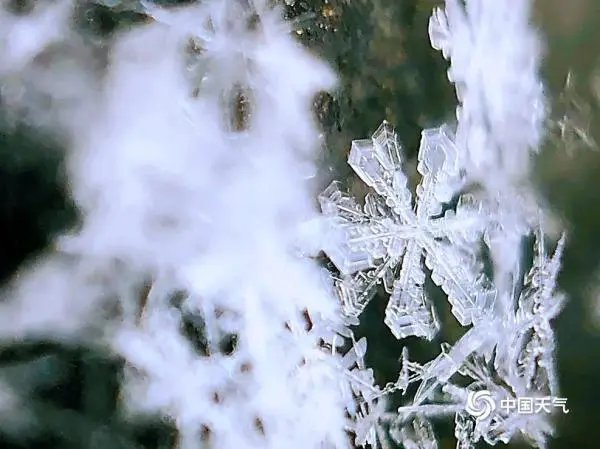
[{"left": 465, "top": 390, "right": 496, "bottom": 421}]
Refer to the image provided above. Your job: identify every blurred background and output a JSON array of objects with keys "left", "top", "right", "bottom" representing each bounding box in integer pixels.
[{"left": 0, "top": 0, "right": 599, "bottom": 448}]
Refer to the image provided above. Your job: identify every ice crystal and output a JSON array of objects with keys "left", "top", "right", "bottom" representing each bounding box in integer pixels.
[
  {"left": 548, "top": 71, "right": 597, "bottom": 155},
  {"left": 319, "top": 122, "right": 494, "bottom": 340},
  {"left": 0, "top": 2, "right": 347, "bottom": 449},
  {"left": 0, "top": 1, "right": 569, "bottom": 449},
  {"left": 318, "top": 0, "right": 566, "bottom": 446},
  {"left": 428, "top": 0, "right": 545, "bottom": 185},
  {"left": 320, "top": 117, "right": 566, "bottom": 448},
  {"left": 443, "top": 230, "right": 566, "bottom": 448}
]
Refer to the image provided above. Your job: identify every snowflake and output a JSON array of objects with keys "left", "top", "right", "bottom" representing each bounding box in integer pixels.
[
  {"left": 428, "top": 0, "right": 546, "bottom": 183},
  {"left": 319, "top": 121, "right": 567, "bottom": 449},
  {"left": 496, "top": 229, "right": 566, "bottom": 399},
  {"left": 319, "top": 121, "right": 495, "bottom": 340},
  {"left": 402, "top": 229, "right": 566, "bottom": 449}
]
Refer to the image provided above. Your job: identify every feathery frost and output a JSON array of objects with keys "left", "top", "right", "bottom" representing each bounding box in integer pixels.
[
  {"left": 320, "top": 1, "right": 566, "bottom": 448},
  {"left": 0, "top": 1, "right": 567, "bottom": 449},
  {"left": 0, "top": 1, "right": 351, "bottom": 448}
]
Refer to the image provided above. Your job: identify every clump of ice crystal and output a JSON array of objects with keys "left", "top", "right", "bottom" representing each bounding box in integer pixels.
[
  {"left": 318, "top": 1, "right": 567, "bottom": 448},
  {"left": 0, "top": 1, "right": 567, "bottom": 449}
]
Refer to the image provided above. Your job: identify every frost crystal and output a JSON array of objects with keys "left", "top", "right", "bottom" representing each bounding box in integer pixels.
[
  {"left": 428, "top": 0, "right": 546, "bottom": 185},
  {"left": 318, "top": 0, "right": 566, "bottom": 446},
  {"left": 320, "top": 122, "right": 494, "bottom": 340},
  {"left": 548, "top": 71, "right": 597, "bottom": 155},
  {"left": 0, "top": 1, "right": 569, "bottom": 449},
  {"left": 320, "top": 116, "right": 566, "bottom": 448}
]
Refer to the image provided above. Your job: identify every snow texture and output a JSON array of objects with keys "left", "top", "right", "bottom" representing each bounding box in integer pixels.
[
  {"left": 320, "top": 122, "right": 565, "bottom": 448},
  {"left": 0, "top": 1, "right": 351, "bottom": 449},
  {"left": 0, "top": 1, "right": 566, "bottom": 449},
  {"left": 319, "top": 122, "right": 494, "bottom": 340},
  {"left": 428, "top": 0, "right": 546, "bottom": 187},
  {"left": 318, "top": 1, "right": 567, "bottom": 448}
]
